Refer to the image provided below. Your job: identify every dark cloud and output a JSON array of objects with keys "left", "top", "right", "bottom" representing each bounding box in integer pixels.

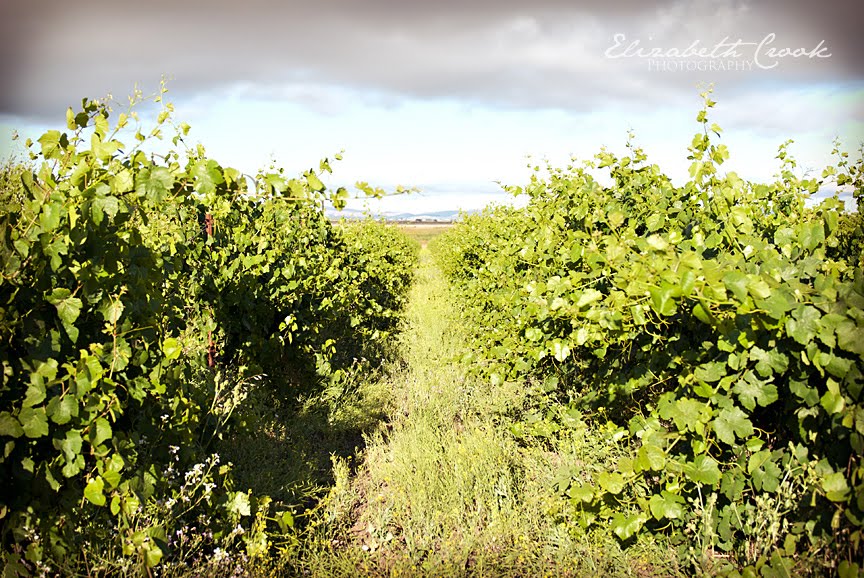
[{"left": 0, "top": 0, "right": 861, "bottom": 120}]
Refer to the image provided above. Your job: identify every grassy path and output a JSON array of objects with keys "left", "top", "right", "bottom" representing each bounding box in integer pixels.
[{"left": 294, "top": 249, "right": 677, "bottom": 577}]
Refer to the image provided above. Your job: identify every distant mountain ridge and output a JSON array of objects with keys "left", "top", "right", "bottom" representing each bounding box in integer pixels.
[{"left": 325, "top": 208, "right": 467, "bottom": 222}]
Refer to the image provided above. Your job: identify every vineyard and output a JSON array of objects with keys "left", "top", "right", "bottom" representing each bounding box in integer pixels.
[{"left": 1, "top": 89, "right": 863, "bottom": 577}]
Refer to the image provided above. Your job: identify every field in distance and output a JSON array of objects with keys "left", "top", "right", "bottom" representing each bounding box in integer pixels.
[{"left": 398, "top": 222, "right": 453, "bottom": 247}]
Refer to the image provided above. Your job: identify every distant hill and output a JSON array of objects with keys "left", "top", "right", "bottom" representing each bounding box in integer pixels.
[{"left": 325, "top": 208, "right": 468, "bottom": 222}]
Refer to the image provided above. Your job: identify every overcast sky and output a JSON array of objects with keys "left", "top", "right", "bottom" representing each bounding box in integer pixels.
[{"left": 1, "top": 0, "right": 862, "bottom": 214}]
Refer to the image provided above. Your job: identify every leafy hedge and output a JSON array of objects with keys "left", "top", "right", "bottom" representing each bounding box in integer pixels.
[
  {"left": 0, "top": 91, "right": 416, "bottom": 574},
  {"left": 435, "top": 91, "right": 864, "bottom": 576}
]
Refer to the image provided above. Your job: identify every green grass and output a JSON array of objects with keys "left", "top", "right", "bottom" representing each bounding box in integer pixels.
[{"left": 290, "top": 249, "right": 682, "bottom": 577}]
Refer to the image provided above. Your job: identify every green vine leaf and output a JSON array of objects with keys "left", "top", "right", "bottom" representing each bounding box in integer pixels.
[
  {"left": 685, "top": 455, "right": 721, "bottom": 486},
  {"left": 732, "top": 372, "right": 778, "bottom": 411},
  {"left": 46, "top": 288, "right": 83, "bottom": 326},
  {"left": 136, "top": 166, "right": 175, "bottom": 202},
  {"left": 19, "top": 407, "right": 49, "bottom": 439},
  {"left": 84, "top": 477, "right": 106, "bottom": 506},
  {"left": 90, "top": 417, "right": 112, "bottom": 447},
  {"left": 713, "top": 406, "right": 754, "bottom": 445},
  {"left": 0, "top": 412, "right": 24, "bottom": 438},
  {"left": 191, "top": 159, "right": 224, "bottom": 195}
]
